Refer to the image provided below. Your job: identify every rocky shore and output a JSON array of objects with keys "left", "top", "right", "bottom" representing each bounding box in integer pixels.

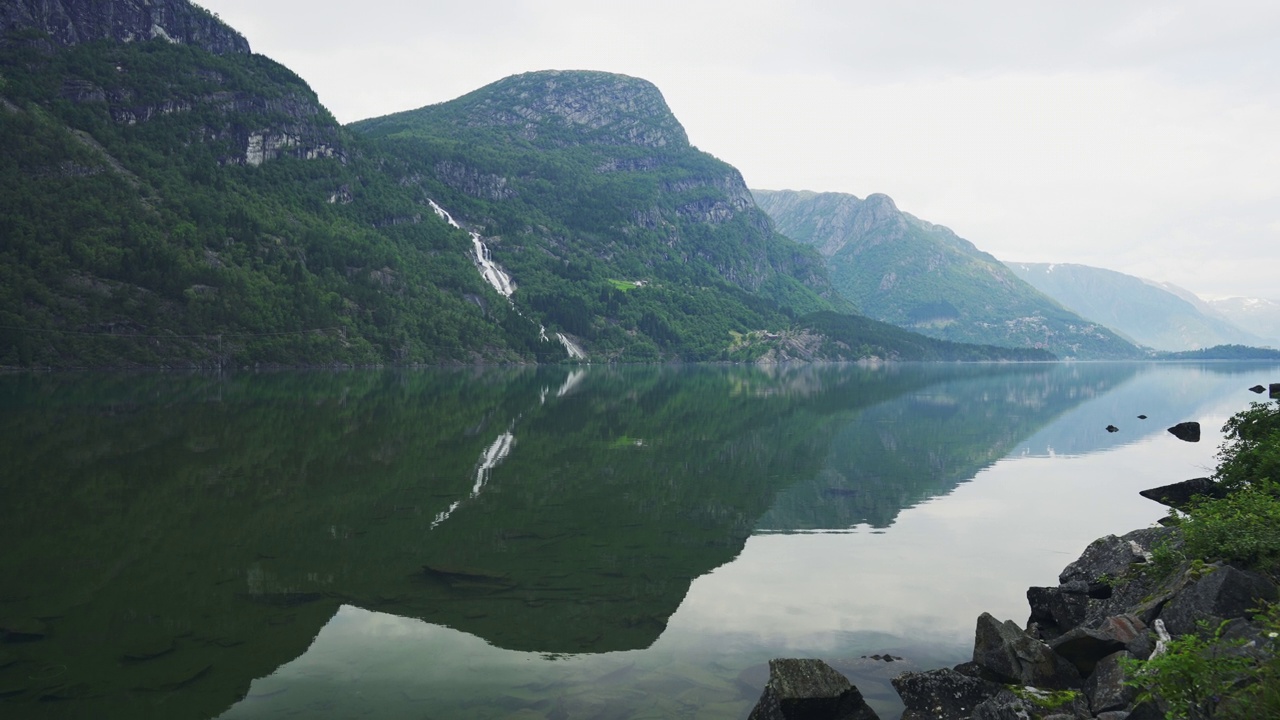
[{"left": 748, "top": 473, "right": 1280, "bottom": 720}]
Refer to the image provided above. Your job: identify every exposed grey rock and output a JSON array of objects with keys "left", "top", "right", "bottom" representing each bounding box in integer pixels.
[
  {"left": 1156, "top": 564, "right": 1278, "bottom": 636},
  {"left": 1250, "top": 385, "right": 1267, "bottom": 393},
  {"left": 1138, "top": 477, "right": 1225, "bottom": 510},
  {"left": 748, "top": 658, "right": 880, "bottom": 720},
  {"left": 970, "top": 689, "right": 1033, "bottom": 720},
  {"left": 892, "top": 667, "right": 1001, "bottom": 720},
  {"left": 1050, "top": 615, "right": 1146, "bottom": 676},
  {"left": 1058, "top": 528, "right": 1171, "bottom": 590},
  {"left": 1095, "top": 713, "right": 1130, "bottom": 720},
  {"left": 972, "top": 613, "right": 1081, "bottom": 689},
  {"left": 0, "top": 0, "right": 249, "bottom": 55},
  {"left": 433, "top": 160, "right": 516, "bottom": 201},
  {"left": 1084, "top": 651, "right": 1137, "bottom": 714},
  {"left": 1106, "top": 425, "right": 1119, "bottom": 433},
  {"left": 1027, "top": 584, "right": 1090, "bottom": 640},
  {"left": 1166, "top": 421, "right": 1201, "bottom": 442}
]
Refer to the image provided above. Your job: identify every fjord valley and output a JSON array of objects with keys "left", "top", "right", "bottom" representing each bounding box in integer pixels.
[{"left": 0, "top": 0, "right": 1054, "bottom": 369}]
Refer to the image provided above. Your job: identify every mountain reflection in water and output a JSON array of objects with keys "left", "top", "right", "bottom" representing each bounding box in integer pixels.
[{"left": 1, "top": 362, "right": 1275, "bottom": 719}]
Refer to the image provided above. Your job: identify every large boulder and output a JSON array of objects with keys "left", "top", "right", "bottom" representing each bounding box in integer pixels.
[
  {"left": 1138, "top": 477, "right": 1226, "bottom": 510},
  {"left": 1027, "top": 584, "right": 1090, "bottom": 640},
  {"left": 748, "top": 658, "right": 880, "bottom": 720},
  {"left": 1083, "top": 651, "right": 1138, "bottom": 714},
  {"left": 1049, "top": 614, "right": 1148, "bottom": 676},
  {"left": 891, "top": 667, "right": 1001, "bottom": 720},
  {"left": 1156, "top": 564, "right": 1278, "bottom": 636},
  {"left": 1166, "top": 421, "right": 1201, "bottom": 442},
  {"left": 1058, "top": 528, "right": 1171, "bottom": 589},
  {"left": 972, "top": 613, "right": 1081, "bottom": 689}
]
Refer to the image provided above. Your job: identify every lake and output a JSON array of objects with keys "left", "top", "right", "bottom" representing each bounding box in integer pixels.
[{"left": 1, "top": 361, "right": 1276, "bottom": 719}]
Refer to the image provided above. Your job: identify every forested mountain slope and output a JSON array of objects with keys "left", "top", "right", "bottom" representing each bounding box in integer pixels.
[
  {"left": 349, "top": 70, "right": 852, "bottom": 362},
  {"left": 0, "top": 0, "right": 544, "bottom": 367},
  {"left": 753, "top": 189, "right": 1141, "bottom": 359},
  {"left": 0, "top": 0, "right": 1056, "bottom": 367}
]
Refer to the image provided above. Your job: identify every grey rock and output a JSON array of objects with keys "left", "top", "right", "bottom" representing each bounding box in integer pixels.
[
  {"left": 1249, "top": 385, "right": 1267, "bottom": 393},
  {"left": 1157, "top": 564, "right": 1278, "bottom": 636},
  {"left": 972, "top": 613, "right": 1081, "bottom": 689},
  {"left": 1058, "top": 528, "right": 1171, "bottom": 589},
  {"left": 1027, "top": 585, "right": 1089, "bottom": 640},
  {"left": 1084, "top": 651, "right": 1137, "bottom": 714},
  {"left": 748, "top": 658, "right": 880, "bottom": 720},
  {"left": 1166, "top": 421, "right": 1201, "bottom": 442},
  {"left": 892, "top": 667, "right": 1001, "bottom": 720},
  {"left": 970, "top": 690, "right": 1033, "bottom": 720},
  {"left": 1050, "top": 615, "right": 1146, "bottom": 676},
  {"left": 1106, "top": 425, "right": 1119, "bottom": 433},
  {"left": 1138, "top": 477, "right": 1225, "bottom": 510},
  {"left": 1095, "top": 713, "right": 1130, "bottom": 720},
  {"left": 0, "top": 0, "right": 249, "bottom": 55}
]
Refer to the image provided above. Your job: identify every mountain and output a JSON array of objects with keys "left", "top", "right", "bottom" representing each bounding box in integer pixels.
[
  {"left": 752, "top": 189, "right": 1140, "bottom": 359},
  {"left": 1, "top": 0, "right": 551, "bottom": 367},
  {"left": 347, "top": 70, "right": 855, "bottom": 362},
  {"left": 0, "top": 1, "right": 1051, "bottom": 368},
  {"left": 1005, "top": 262, "right": 1268, "bottom": 351},
  {"left": 1207, "top": 297, "right": 1280, "bottom": 349}
]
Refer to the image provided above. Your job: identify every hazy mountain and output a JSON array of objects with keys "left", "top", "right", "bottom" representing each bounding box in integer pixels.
[
  {"left": 1005, "top": 262, "right": 1268, "bottom": 351},
  {"left": 1207, "top": 297, "right": 1280, "bottom": 349},
  {"left": 752, "top": 189, "right": 1140, "bottom": 359}
]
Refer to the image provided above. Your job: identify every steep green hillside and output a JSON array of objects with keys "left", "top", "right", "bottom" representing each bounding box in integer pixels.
[
  {"left": 349, "top": 71, "right": 853, "bottom": 362},
  {"left": 754, "top": 189, "right": 1141, "bottom": 359},
  {"left": 0, "top": 1, "right": 1059, "bottom": 367},
  {"left": 0, "top": 9, "right": 544, "bottom": 368},
  {"left": 1006, "top": 262, "right": 1266, "bottom": 351}
]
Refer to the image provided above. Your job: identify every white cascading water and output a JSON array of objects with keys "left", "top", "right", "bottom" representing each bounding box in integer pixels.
[
  {"left": 429, "top": 198, "right": 588, "bottom": 363},
  {"left": 427, "top": 200, "right": 514, "bottom": 297}
]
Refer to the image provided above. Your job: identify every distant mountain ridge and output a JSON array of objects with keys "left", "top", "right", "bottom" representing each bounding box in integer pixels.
[
  {"left": 752, "top": 189, "right": 1140, "bottom": 359},
  {"left": 1005, "top": 262, "right": 1268, "bottom": 351}
]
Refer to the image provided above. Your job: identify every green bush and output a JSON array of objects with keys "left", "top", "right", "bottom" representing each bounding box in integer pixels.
[
  {"left": 1180, "top": 482, "right": 1280, "bottom": 573},
  {"left": 1216, "top": 400, "right": 1280, "bottom": 492},
  {"left": 1123, "top": 620, "right": 1254, "bottom": 720}
]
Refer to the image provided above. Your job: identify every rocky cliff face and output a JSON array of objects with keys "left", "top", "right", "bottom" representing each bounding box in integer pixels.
[
  {"left": 3, "top": 0, "right": 344, "bottom": 169},
  {"left": 1, "top": 0, "right": 249, "bottom": 55},
  {"left": 421, "top": 70, "right": 689, "bottom": 150}
]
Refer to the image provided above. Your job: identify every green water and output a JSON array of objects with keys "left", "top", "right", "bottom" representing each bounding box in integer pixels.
[{"left": 0, "top": 362, "right": 1275, "bottom": 719}]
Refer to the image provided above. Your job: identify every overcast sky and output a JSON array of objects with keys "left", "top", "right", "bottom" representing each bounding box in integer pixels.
[{"left": 196, "top": 0, "right": 1280, "bottom": 300}]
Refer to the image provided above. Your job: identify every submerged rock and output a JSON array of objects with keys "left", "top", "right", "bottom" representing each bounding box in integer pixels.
[{"left": 748, "top": 658, "right": 880, "bottom": 720}]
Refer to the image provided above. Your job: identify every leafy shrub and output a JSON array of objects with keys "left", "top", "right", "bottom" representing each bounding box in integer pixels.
[
  {"left": 1180, "top": 482, "right": 1280, "bottom": 573},
  {"left": 1215, "top": 400, "right": 1280, "bottom": 492},
  {"left": 1122, "top": 620, "right": 1254, "bottom": 720}
]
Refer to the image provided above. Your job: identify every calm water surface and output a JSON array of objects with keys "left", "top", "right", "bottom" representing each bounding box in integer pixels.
[{"left": 1, "top": 362, "right": 1276, "bottom": 719}]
